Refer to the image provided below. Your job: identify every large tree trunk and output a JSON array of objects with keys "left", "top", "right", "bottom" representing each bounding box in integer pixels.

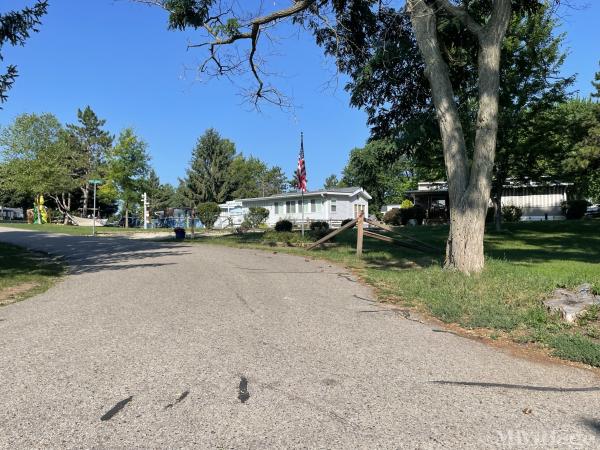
[
  {"left": 81, "top": 184, "right": 90, "bottom": 216},
  {"left": 125, "top": 208, "right": 129, "bottom": 229},
  {"left": 408, "top": 0, "right": 511, "bottom": 274}
]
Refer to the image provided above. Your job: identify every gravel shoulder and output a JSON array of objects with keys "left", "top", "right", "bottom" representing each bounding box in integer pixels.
[{"left": 0, "top": 227, "right": 599, "bottom": 448}]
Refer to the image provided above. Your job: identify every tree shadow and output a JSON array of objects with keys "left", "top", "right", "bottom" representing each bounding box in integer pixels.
[
  {"left": 0, "top": 231, "right": 191, "bottom": 275},
  {"left": 581, "top": 417, "right": 600, "bottom": 436},
  {"left": 431, "top": 380, "right": 600, "bottom": 393}
]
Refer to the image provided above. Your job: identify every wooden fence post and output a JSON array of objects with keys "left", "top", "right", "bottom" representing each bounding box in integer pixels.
[{"left": 356, "top": 212, "right": 364, "bottom": 257}]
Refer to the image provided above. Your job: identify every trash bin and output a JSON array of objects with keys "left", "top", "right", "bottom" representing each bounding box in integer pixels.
[{"left": 174, "top": 227, "right": 186, "bottom": 240}]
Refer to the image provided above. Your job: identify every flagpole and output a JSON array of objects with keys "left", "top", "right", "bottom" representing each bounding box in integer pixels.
[{"left": 301, "top": 190, "right": 304, "bottom": 237}]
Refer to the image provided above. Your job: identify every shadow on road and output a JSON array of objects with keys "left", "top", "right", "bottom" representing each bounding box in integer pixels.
[
  {"left": 0, "top": 231, "right": 191, "bottom": 275},
  {"left": 431, "top": 380, "right": 600, "bottom": 393}
]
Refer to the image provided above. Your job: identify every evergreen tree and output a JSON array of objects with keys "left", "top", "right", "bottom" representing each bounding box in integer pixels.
[
  {"left": 228, "top": 155, "right": 286, "bottom": 198},
  {"left": 592, "top": 61, "right": 600, "bottom": 99},
  {"left": 66, "top": 106, "right": 113, "bottom": 216},
  {"left": 0, "top": 1, "right": 48, "bottom": 105},
  {"left": 185, "top": 128, "right": 235, "bottom": 205},
  {"left": 323, "top": 174, "right": 341, "bottom": 189}
]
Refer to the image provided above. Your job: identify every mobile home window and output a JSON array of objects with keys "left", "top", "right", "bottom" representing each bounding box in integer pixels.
[
  {"left": 274, "top": 202, "right": 280, "bottom": 214},
  {"left": 310, "top": 199, "right": 316, "bottom": 213},
  {"left": 286, "top": 200, "right": 296, "bottom": 214},
  {"left": 330, "top": 199, "right": 337, "bottom": 212}
]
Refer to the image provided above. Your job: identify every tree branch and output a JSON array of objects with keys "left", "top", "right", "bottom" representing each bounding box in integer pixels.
[{"left": 435, "top": 0, "right": 482, "bottom": 37}]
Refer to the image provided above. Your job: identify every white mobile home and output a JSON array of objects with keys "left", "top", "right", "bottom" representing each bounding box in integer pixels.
[{"left": 226, "top": 187, "right": 371, "bottom": 228}]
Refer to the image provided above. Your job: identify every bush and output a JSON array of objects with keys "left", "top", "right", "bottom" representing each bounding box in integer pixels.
[
  {"left": 309, "top": 221, "right": 329, "bottom": 231},
  {"left": 383, "top": 208, "right": 401, "bottom": 225},
  {"left": 501, "top": 205, "right": 522, "bottom": 223},
  {"left": 561, "top": 199, "right": 589, "bottom": 220},
  {"left": 274, "top": 219, "right": 293, "bottom": 232},
  {"left": 245, "top": 207, "right": 269, "bottom": 228},
  {"left": 341, "top": 218, "right": 354, "bottom": 227},
  {"left": 309, "top": 221, "right": 330, "bottom": 240},
  {"left": 197, "top": 202, "right": 221, "bottom": 229}
]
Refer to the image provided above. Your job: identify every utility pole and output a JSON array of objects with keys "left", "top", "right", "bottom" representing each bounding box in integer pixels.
[
  {"left": 142, "top": 192, "right": 148, "bottom": 229},
  {"left": 89, "top": 179, "right": 103, "bottom": 236}
]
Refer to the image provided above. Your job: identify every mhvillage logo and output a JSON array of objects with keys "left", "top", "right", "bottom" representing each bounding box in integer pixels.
[{"left": 494, "top": 429, "right": 599, "bottom": 448}]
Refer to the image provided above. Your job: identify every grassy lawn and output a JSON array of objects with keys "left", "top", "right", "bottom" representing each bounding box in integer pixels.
[
  {"left": 0, "top": 242, "right": 65, "bottom": 306},
  {"left": 192, "top": 219, "right": 600, "bottom": 367}
]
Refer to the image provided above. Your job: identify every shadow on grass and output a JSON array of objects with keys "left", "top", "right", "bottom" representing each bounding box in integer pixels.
[{"left": 0, "top": 230, "right": 191, "bottom": 275}]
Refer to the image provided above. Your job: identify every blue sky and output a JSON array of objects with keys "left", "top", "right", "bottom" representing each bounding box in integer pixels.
[{"left": 2, "top": 0, "right": 599, "bottom": 188}]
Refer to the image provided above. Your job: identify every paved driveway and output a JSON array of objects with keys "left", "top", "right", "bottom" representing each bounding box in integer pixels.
[{"left": 0, "top": 227, "right": 599, "bottom": 448}]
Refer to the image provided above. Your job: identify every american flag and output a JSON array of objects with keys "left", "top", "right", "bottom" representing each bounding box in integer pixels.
[{"left": 297, "top": 132, "right": 307, "bottom": 192}]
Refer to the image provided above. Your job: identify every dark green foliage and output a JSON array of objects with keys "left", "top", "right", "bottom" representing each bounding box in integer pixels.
[
  {"left": 592, "top": 61, "right": 600, "bottom": 99},
  {"left": 341, "top": 140, "right": 416, "bottom": 213},
  {"left": 561, "top": 200, "right": 589, "bottom": 220},
  {"left": 274, "top": 219, "right": 292, "bottom": 232},
  {"left": 164, "top": 0, "right": 212, "bottom": 30},
  {"left": 340, "top": 218, "right": 354, "bottom": 227},
  {"left": 323, "top": 174, "right": 341, "bottom": 189},
  {"left": 501, "top": 205, "right": 522, "bottom": 223},
  {"left": 185, "top": 128, "right": 235, "bottom": 205},
  {"left": 197, "top": 202, "right": 220, "bottom": 229},
  {"left": 383, "top": 208, "right": 401, "bottom": 225},
  {"left": 309, "top": 221, "right": 330, "bottom": 240},
  {"left": 228, "top": 155, "right": 286, "bottom": 199},
  {"left": 309, "top": 221, "right": 329, "bottom": 232},
  {"left": 0, "top": 1, "right": 48, "bottom": 105},
  {"left": 245, "top": 207, "right": 269, "bottom": 228}
]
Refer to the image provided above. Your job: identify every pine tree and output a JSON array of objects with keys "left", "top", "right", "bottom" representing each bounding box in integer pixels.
[
  {"left": 66, "top": 106, "right": 113, "bottom": 215},
  {"left": 0, "top": 1, "right": 48, "bottom": 106},
  {"left": 592, "top": 61, "right": 600, "bottom": 99},
  {"left": 185, "top": 128, "right": 235, "bottom": 205}
]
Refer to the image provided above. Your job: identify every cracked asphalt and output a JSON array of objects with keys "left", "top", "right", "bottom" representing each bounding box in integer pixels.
[{"left": 1, "top": 227, "right": 599, "bottom": 449}]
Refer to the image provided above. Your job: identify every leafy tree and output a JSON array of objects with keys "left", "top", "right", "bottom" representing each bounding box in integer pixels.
[
  {"left": 323, "top": 174, "right": 341, "bottom": 189},
  {"left": 229, "top": 155, "right": 286, "bottom": 198},
  {"left": 0, "top": 113, "right": 80, "bottom": 221},
  {"left": 108, "top": 128, "right": 151, "bottom": 227},
  {"left": 185, "top": 128, "right": 235, "bottom": 205},
  {"left": 147, "top": 0, "right": 549, "bottom": 273},
  {"left": 0, "top": 1, "right": 48, "bottom": 105},
  {"left": 66, "top": 106, "right": 113, "bottom": 216},
  {"left": 341, "top": 140, "right": 416, "bottom": 213},
  {"left": 197, "top": 201, "right": 220, "bottom": 229}
]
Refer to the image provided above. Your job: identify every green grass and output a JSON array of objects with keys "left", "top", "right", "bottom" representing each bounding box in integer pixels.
[
  {"left": 192, "top": 219, "right": 600, "bottom": 367},
  {"left": 0, "top": 242, "right": 65, "bottom": 305}
]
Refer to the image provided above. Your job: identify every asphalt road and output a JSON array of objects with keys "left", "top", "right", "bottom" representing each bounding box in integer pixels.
[{"left": 0, "top": 227, "right": 599, "bottom": 449}]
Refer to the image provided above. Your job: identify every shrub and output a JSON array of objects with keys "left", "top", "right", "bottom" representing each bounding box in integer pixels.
[
  {"left": 501, "top": 205, "right": 522, "bottom": 223},
  {"left": 400, "top": 199, "right": 414, "bottom": 209},
  {"left": 383, "top": 208, "right": 401, "bottom": 225},
  {"left": 561, "top": 199, "right": 589, "bottom": 220},
  {"left": 341, "top": 218, "right": 354, "bottom": 227},
  {"left": 245, "top": 207, "right": 269, "bottom": 228},
  {"left": 274, "top": 219, "right": 293, "bottom": 232},
  {"left": 309, "top": 221, "right": 330, "bottom": 240},
  {"left": 309, "top": 221, "right": 329, "bottom": 231},
  {"left": 197, "top": 202, "right": 221, "bottom": 229}
]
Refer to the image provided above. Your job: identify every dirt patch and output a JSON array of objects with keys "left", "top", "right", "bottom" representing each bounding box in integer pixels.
[{"left": 0, "top": 282, "right": 41, "bottom": 306}]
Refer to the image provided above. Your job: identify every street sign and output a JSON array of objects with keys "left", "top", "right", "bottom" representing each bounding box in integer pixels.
[{"left": 88, "top": 179, "right": 103, "bottom": 185}]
